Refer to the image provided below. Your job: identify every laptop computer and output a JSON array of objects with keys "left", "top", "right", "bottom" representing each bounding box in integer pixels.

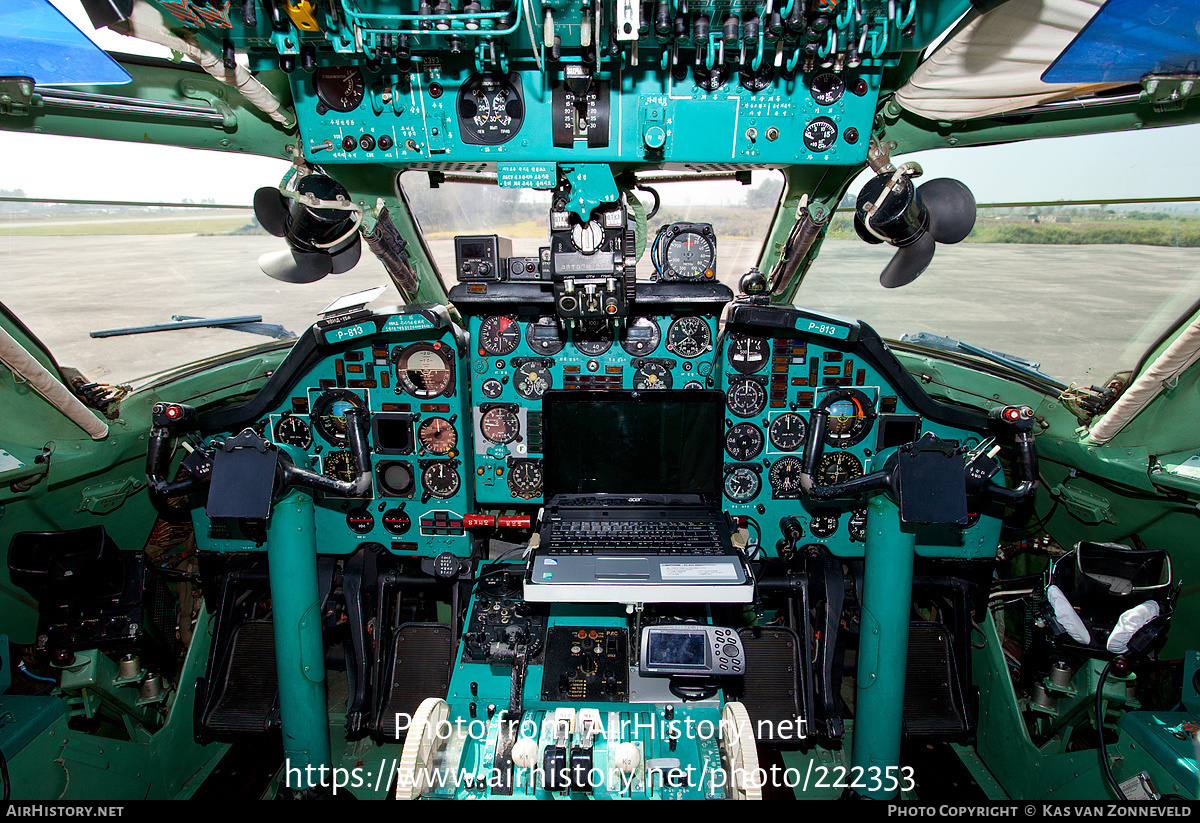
[{"left": 523, "top": 389, "right": 752, "bottom": 604}]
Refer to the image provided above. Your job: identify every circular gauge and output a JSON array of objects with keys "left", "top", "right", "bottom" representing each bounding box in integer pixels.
[
  {"left": 481, "top": 378, "right": 503, "bottom": 399},
  {"left": 692, "top": 60, "right": 730, "bottom": 91},
  {"left": 724, "top": 467, "right": 761, "bottom": 503},
  {"left": 346, "top": 508, "right": 374, "bottom": 535},
  {"left": 323, "top": 450, "right": 358, "bottom": 483},
  {"left": 816, "top": 451, "right": 863, "bottom": 485},
  {"left": 313, "top": 66, "right": 365, "bottom": 113},
  {"left": 393, "top": 342, "right": 454, "bottom": 399},
  {"left": 663, "top": 229, "right": 716, "bottom": 280},
  {"left": 477, "top": 315, "right": 521, "bottom": 357},
  {"left": 514, "top": 363, "right": 552, "bottom": 400},
  {"left": 525, "top": 316, "right": 566, "bottom": 355},
  {"left": 480, "top": 407, "right": 520, "bottom": 444},
  {"left": 382, "top": 507, "right": 411, "bottom": 535},
  {"left": 725, "top": 422, "right": 764, "bottom": 461},
  {"left": 376, "top": 460, "right": 415, "bottom": 496},
  {"left": 803, "top": 117, "right": 838, "bottom": 153},
  {"left": 666, "top": 317, "right": 712, "bottom": 358},
  {"left": 417, "top": 417, "right": 458, "bottom": 455},
  {"left": 769, "top": 456, "right": 805, "bottom": 497},
  {"left": 312, "top": 389, "right": 367, "bottom": 445},
  {"left": 684, "top": 381, "right": 704, "bottom": 389},
  {"left": 810, "top": 71, "right": 845, "bottom": 105},
  {"left": 573, "top": 323, "right": 613, "bottom": 356},
  {"left": 274, "top": 415, "right": 312, "bottom": 449},
  {"left": 633, "top": 363, "right": 673, "bottom": 390},
  {"left": 822, "top": 389, "right": 877, "bottom": 447},
  {"left": 422, "top": 462, "right": 461, "bottom": 499},
  {"left": 849, "top": 508, "right": 867, "bottom": 542},
  {"left": 809, "top": 514, "right": 839, "bottom": 538},
  {"left": 620, "top": 317, "right": 662, "bottom": 355},
  {"left": 727, "top": 334, "right": 770, "bottom": 374},
  {"left": 769, "top": 413, "right": 808, "bottom": 452},
  {"left": 727, "top": 378, "right": 767, "bottom": 418},
  {"left": 508, "top": 460, "right": 543, "bottom": 499},
  {"left": 456, "top": 74, "right": 524, "bottom": 145},
  {"left": 739, "top": 61, "right": 775, "bottom": 93}
]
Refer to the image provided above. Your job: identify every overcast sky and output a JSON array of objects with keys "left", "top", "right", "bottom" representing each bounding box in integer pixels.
[{"left": 3, "top": 0, "right": 1200, "bottom": 207}]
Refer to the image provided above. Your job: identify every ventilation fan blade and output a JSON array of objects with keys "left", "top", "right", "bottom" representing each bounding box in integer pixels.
[
  {"left": 919, "top": 178, "right": 976, "bottom": 244},
  {"left": 879, "top": 232, "right": 936, "bottom": 288},
  {"left": 253, "top": 187, "right": 290, "bottom": 237},
  {"left": 258, "top": 249, "right": 334, "bottom": 283},
  {"left": 329, "top": 237, "right": 362, "bottom": 274}
]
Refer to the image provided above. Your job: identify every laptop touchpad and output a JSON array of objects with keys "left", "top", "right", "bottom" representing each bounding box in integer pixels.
[{"left": 594, "top": 557, "right": 650, "bottom": 579}]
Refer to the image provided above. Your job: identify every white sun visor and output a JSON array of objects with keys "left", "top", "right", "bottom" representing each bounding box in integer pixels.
[{"left": 895, "top": 0, "right": 1125, "bottom": 121}]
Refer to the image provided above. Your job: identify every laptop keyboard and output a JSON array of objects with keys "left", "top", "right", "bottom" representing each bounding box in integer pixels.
[{"left": 546, "top": 520, "right": 726, "bottom": 555}]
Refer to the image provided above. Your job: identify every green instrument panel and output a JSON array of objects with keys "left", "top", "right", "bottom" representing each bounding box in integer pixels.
[{"left": 192, "top": 308, "right": 475, "bottom": 558}]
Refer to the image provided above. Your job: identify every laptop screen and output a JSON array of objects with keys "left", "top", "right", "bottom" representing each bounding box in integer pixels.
[{"left": 542, "top": 389, "right": 724, "bottom": 500}]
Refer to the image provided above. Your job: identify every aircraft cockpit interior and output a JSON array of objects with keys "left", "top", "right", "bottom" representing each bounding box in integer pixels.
[{"left": 2, "top": 0, "right": 1200, "bottom": 803}]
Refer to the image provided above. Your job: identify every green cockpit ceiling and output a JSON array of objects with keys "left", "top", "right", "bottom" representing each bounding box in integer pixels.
[{"left": 5, "top": 0, "right": 1200, "bottom": 308}]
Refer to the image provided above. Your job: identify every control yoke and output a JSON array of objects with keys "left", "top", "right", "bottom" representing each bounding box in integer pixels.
[
  {"left": 799, "top": 395, "right": 1037, "bottom": 520},
  {"left": 146, "top": 402, "right": 373, "bottom": 517}
]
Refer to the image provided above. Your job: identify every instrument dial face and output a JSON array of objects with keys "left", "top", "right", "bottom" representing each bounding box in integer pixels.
[
  {"left": 724, "top": 467, "right": 761, "bottom": 503},
  {"left": 481, "top": 378, "right": 504, "bottom": 399},
  {"left": 633, "top": 362, "right": 673, "bottom": 390},
  {"left": 620, "top": 317, "right": 662, "bottom": 355},
  {"left": 849, "top": 508, "right": 868, "bottom": 542},
  {"left": 663, "top": 231, "right": 716, "bottom": 280},
  {"left": 525, "top": 316, "right": 566, "bottom": 355},
  {"left": 769, "top": 456, "right": 805, "bottom": 497},
  {"left": 417, "top": 417, "right": 458, "bottom": 455},
  {"left": 507, "top": 460, "right": 543, "bottom": 499},
  {"left": 313, "top": 66, "right": 365, "bottom": 113},
  {"left": 725, "top": 422, "right": 764, "bottom": 461},
  {"left": 573, "top": 323, "right": 613, "bottom": 356},
  {"left": 457, "top": 73, "right": 523, "bottom": 145},
  {"left": 727, "top": 334, "right": 770, "bottom": 374},
  {"left": 768, "top": 413, "right": 808, "bottom": 452},
  {"left": 665, "top": 317, "right": 712, "bottom": 358},
  {"left": 514, "top": 363, "right": 553, "bottom": 400},
  {"left": 803, "top": 116, "right": 839, "bottom": 153},
  {"left": 809, "top": 514, "right": 839, "bottom": 538},
  {"left": 810, "top": 72, "right": 845, "bottom": 105},
  {"left": 422, "top": 462, "right": 461, "bottom": 499},
  {"left": 816, "top": 451, "right": 864, "bottom": 485},
  {"left": 823, "top": 389, "right": 877, "bottom": 447},
  {"left": 394, "top": 342, "right": 454, "bottom": 398},
  {"left": 376, "top": 461, "right": 415, "bottom": 496},
  {"left": 727, "top": 378, "right": 767, "bottom": 418},
  {"left": 478, "top": 315, "right": 521, "bottom": 357},
  {"left": 274, "top": 415, "right": 312, "bottom": 449},
  {"left": 322, "top": 450, "right": 358, "bottom": 483},
  {"left": 480, "top": 407, "right": 520, "bottom": 444},
  {"left": 346, "top": 508, "right": 374, "bottom": 535},
  {"left": 312, "top": 389, "right": 367, "bottom": 445},
  {"left": 382, "top": 507, "right": 411, "bottom": 535}
]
